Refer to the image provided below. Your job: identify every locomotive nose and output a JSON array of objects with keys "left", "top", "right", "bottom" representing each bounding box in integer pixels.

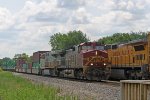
[{"left": 83, "top": 50, "right": 109, "bottom": 67}]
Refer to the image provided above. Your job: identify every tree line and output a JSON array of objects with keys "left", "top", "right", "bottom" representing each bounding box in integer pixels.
[
  {"left": 98, "top": 32, "right": 147, "bottom": 44},
  {"left": 0, "top": 53, "right": 32, "bottom": 69},
  {"left": 49, "top": 31, "right": 147, "bottom": 50}
]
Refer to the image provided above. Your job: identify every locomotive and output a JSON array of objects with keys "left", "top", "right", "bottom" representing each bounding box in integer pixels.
[
  {"left": 106, "top": 33, "right": 150, "bottom": 79},
  {"left": 15, "top": 42, "right": 111, "bottom": 81}
]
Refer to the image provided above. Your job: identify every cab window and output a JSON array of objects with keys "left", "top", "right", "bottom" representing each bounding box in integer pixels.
[
  {"left": 82, "top": 46, "right": 93, "bottom": 50},
  {"left": 134, "top": 45, "right": 144, "bottom": 51},
  {"left": 96, "top": 46, "right": 104, "bottom": 50}
]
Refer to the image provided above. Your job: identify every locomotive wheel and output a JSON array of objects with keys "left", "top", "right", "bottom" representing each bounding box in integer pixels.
[
  {"left": 125, "top": 70, "right": 142, "bottom": 80},
  {"left": 86, "top": 68, "right": 93, "bottom": 80},
  {"left": 74, "top": 69, "right": 83, "bottom": 79},
  {"left": 86, "top": 68, "right": 102, "bottom": 81},
  {"left": 41, "top": 69, "right": 44, "bottom": 76},
  {"left": 39, "top": 69, "right": 43, "bottom": 75},
  {"left": 86, "top": 74, "right": 92, "bottom": 81},
  {"left": 126, "top": 71, "right": 135, "bottom": 80},
  {"left": 59, "top": 71, "right": 64, "bottom": 77},
  {"left": 95, "top": 70, "right": 102, "bottom": 81},
  {"left": 77, "top": 70, "right": 83, "bottom": 79},
  {"left": 96, "top": 77, "right": 101, "bottom": 82}
]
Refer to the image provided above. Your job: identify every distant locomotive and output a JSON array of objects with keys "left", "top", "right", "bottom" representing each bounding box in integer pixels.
[
  {"left": 106, "top": 33, "right": 150, "bottom": 79},
  {"left": 15, "top": 42, "right": 111, "bottom": 81}
]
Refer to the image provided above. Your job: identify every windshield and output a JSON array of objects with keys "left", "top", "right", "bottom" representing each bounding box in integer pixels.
[
  {"left": 81, "top": 46, "right": 93, "bottom": 50},
  {"left": 96, "top": 46, "right": 104, "bottom": 50}
]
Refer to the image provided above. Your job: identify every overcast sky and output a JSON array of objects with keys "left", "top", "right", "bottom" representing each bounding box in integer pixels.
[{"left": 0, "top": 0, "right": 150, "bottom": 58}]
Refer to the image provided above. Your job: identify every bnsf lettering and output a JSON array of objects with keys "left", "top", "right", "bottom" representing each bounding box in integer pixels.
[{"left": 84, "top": 56, "right": 107, "bottom": 62}]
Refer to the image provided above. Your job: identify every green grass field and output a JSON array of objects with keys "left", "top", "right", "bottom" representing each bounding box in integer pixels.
[{"left": 0, "top": 71, "right": 77, "bottom": 100}]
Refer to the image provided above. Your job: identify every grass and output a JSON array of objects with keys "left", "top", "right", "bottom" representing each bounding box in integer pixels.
[
  {"left": 0, "top": 71, "right": 77, "bottom": 100},
  {"left": 0, "top": 67, "right": 3, "bottom": 72}
]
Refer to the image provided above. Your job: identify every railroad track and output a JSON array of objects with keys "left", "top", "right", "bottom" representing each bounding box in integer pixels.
[
  {"left": 13, "top": 71, "right": 120, "bottom": 86},
  {"left": 100, "top": 80, "right": 120, "bottom": 86}
]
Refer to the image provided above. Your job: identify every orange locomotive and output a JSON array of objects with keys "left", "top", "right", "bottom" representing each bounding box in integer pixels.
[{"left": 106, "top": 33, "right": 150, "bottom": 79}]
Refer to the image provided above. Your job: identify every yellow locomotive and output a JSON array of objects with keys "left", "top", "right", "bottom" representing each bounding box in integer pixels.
[{"left": 106, "top": 33, "right": 150, "bottom": 79}]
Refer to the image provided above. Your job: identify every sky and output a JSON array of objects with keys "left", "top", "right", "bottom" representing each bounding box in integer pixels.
[{"left": 0, "top": 0, "right": 150, "bottom": 58}]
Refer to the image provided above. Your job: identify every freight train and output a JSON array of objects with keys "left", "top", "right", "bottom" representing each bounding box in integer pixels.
[
  {"left": 15, "top": 33, "right": 150, "bottom": 80},
  {"left": 15, "top": 42, "right": 111, "bottom": 81}
]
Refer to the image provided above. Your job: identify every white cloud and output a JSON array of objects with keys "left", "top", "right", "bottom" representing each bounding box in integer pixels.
[
  {"left": 127, "top": 1, "right": 134, "bottom": 10},
  {"left": 0, "top": 0, "right": 150, "bottom": 58},
  {"left": 118, "top": 1, "right": 127, "bottom": 9},
  {"left": 136, "top": 1, "right": 145, "bottom": 9},
  {"left": 56, "top": 0, "right": 85, "bottom": 9},
  {"left": 0, "top": 7, "right": 14, "bottom": 30},
  {"left": 68, "top": 7, "right": 91, "bottom": 24}
]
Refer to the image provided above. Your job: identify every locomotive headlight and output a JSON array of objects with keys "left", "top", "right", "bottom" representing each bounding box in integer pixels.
[
  {"left": 95, "top": 51, "right": 98, "bottom": 56},
  {"left": 91, "top": 63, "right": 93, "bottom": 66},
  {"left": 104, "top": 63, "right": 106, "bottom": 66}
]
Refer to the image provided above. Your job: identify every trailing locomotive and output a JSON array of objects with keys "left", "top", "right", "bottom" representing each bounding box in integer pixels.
[
  {"left": 15, "top": 42, "right": 111, "bottom": 81},
  {"left": 106, "top": 33, "right": 150, "bottom": 79}
]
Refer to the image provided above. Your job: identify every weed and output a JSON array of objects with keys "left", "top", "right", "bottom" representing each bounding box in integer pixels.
[{"left": 0, "top": 72, "right": 77, "bottom": 100}]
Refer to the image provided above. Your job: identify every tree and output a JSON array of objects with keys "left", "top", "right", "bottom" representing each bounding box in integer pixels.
[
  {"left": 49, "top": 30, "right": 90, "bottom": 50},
  {"left": 14, "top": 53, "right": 32, "bottom": 63},
  {"left": 98, "top": 32, "right": 147, "bottom": 44},
  {"left": 1, "top": 57, "right": 16, "bottom": 69}
]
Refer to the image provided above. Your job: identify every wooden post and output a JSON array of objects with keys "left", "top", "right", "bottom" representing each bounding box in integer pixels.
[{"left": 121, "top": 80, "right": 150, "bottom": 100}]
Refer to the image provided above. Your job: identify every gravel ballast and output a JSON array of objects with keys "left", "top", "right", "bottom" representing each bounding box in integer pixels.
[{"left": 13, "top": 73, "right": 120, "bottom": 100}]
